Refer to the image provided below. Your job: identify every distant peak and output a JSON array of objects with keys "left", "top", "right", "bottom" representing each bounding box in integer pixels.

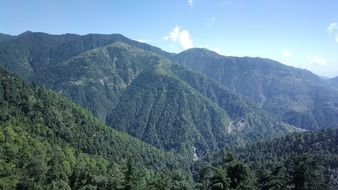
[
  {"left": 19, "top": 31, "right": 33, "bottom": 35},
  {"left": 178, "top": 47, "right": 221, "bottom": 57}
]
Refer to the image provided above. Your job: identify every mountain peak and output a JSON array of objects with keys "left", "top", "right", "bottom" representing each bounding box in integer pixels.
[{"left": 180, "top": 48, "right": 220, "bottom": 57}]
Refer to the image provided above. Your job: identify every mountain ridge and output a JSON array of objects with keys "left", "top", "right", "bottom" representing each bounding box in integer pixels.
[
  {"left": 0, "top": 32, "right": 292, "bottom": 156},
  {"left": 172, "top": 48, "right": 338, "bottom": 130}
]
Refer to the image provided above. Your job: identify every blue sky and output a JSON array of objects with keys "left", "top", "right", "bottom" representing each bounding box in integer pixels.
[{"left": 1, "top": 0, "right": 338, "bottom": 77}]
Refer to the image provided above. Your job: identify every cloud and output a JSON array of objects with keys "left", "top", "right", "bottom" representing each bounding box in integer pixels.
[
  {"left": 211, "top": 17, "right": 216, "bottom": 23},
  {"left": 206, "top": 17, "right": 216, "bottom": 27},
  {"left": 164, "top": 26, "right": 193, "bottom": 50},
  {"left": 327, "top": 23, "right": 338, "bottom": 42},
  {"left": 308, "top": 55, "right": 327, "bottom": 66},
  {"left": 220, "top": 0, "right": 232, "bottom": 6},
  {"left": 282, "top": 49, "right": 293, "bottom": 58},
  {"left": 136, "top": 39, "right": 152, "bottom": 43},
  {"left": 327, "top": 23, "right": 338, "bottom": 33},
  {"left": 212, "top": 48, "right": 223, "bottom": 54},
  {"left": 188, "top": 0, "right": 193, "bottom": 7}
]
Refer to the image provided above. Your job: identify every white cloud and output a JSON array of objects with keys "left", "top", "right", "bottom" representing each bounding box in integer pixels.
[
  {"left": 282, "top": 49, "right": 293, "bottom": 58},
  {"left": 188, "top": 0, "right": 193, "bottom": 7},
  {"left": 212, "top": 48, "right": 223, "bottom": 54},
  {"left": 206, "top": 17, "right": 217, "bottom": 27},
  {"left": 199, "top": 44, "right": 209, "bottom": 49},
  {"left": 212, "top": 17, "right": 216, "bottom": 23},
  {"left": 327, "top": 23, "right": 338, "bottom": 42},
  {"left": 327, "top": 23, "right": 338, "bottom": 33},
  {"left": 136, "top": 39, "right": 152, "bottom": 43},
  {"left": 220, "top": 0, "right": 232, "bottom": 6},
  {"left": 308, "top": 55, "right": 327, "bottom": 66},
  {"left": 164, "top": 26, "right": 194, "bottom": 50}
]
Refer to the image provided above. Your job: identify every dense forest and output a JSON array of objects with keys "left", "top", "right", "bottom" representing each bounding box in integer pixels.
[
  {"left": 192, "top": 128, "right": 338, "bottom": 190},
  {"left": 0, "top": 33, "right": 291, "bottom": 156},
  {"left": 172, "top": 48, "right": 338, "bottom": 131},
  {"left": 1, "top": 65, "right": 338, "bottom": 189},
  {"left": 1, "top": 32, "right": 338, "bottom": 189},
  {"left": 0, "top": 67, "right": 194, "bottom": 189}
]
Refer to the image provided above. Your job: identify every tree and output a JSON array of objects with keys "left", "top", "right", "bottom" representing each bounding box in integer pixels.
[
  {"left": 123, "top": 159, "right": 144, "bottom": 190},
  {"left": 288, "top": 155, "right": 328, "bottom": 190},
  {"left": 260, "top": 166, "right": 289, "bottom": 190}
]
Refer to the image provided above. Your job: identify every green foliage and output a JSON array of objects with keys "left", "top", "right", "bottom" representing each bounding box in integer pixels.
[
  {"left": 0, "top": 32, "right": 289, "bottom": 157},
  {"left": 196, "top": 154, "right": 256, "bottom": 190},
  {"left": 196, "top": 151, "right": 334, "bottom": 190},
  {"left": 199, "top": 128, "right": 338, "bottom": 189},
  {"left": 1, "top": 32, "right": 338, "bottom": 189},
  {"left": 172, "top": 48, "right": 338, "bottom": 131},
  {"left": 0, "top": 67, "right": 192, "bottom": 189}
]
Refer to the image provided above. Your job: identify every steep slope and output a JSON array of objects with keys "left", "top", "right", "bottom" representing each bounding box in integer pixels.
[
  {"left": 0, "top": 67, "right": 185, "bottom": 172},
  {"left": 106, "top": 53, "right": 289, "bottom": 155},
  {"left": 172, "top": 48, "right": 338, "bottom": 130},
  {"left": 0, "top": 32, "right": 289, "bottom": 156},
  {"left": 0, "top": 32, "right": 171, "bottom": 120},
  {"left": 0, "top": 32, "right": 170, "bottom": 81},
  {"left": 38, "top": 42, "right": 165, "bottom": 120}
]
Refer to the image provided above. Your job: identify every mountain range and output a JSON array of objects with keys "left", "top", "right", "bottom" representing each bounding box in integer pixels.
[
  {"left": 0, "top": 32, "right": 297, "bottom": 155},
  {"left": 1, "top": 31, "right": 338, "bottom": 189},
  {"left": 171, "top": 48, "right": 338, "bottom": 131}
]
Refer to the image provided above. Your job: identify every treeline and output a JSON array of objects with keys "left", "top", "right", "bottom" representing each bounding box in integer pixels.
[
  {"left": 226, "top": 128, "right": 338, "bottom": 170},
  {"left": 0, "top": 67, "right": 194, "bottom": 189},
  {"left": 194, "top": 153, "right": 330, "bottom": 190},
  {"left": 3, "top": 122, "right": 332, "bottom": 189},
  {"left": 194, "top": 128, "right": 338, "bottom": 189},
  {"left": 0, "top": 125, "right": 193, "bottom": 189}
]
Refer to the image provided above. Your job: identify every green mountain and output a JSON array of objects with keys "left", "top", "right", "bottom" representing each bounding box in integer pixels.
[
  {"left": 1, "top": 31, "right": 338, "bottom": 189},
  {"left": 0, "top": 31, "right": 170, "bottom": 86},
  {"left": 106, "top": 58, "right": 289, "bottom": 154},
  {"left": 0, "top": 32, "right": 171, "bottom": 120},
  {"left": 36, "top": 42, "right": 167, "bottom": 121},
  {"left": 0, "top": 67, "right": 191, "bottom": 189},
  {"left": 0, "top": 32, "right": 289, "bottom": 156},
  {"left": 172, "top": 48, "right": 338, "bottom": 130}
]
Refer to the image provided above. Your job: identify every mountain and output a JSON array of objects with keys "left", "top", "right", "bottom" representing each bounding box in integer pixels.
[
  {"left": 0, "top": 66, "right": 193, "bottom": 188},
  {"left": 1, "top": 31, "right": 337, "bottom": 189},
  {"left": 106, "top": 58, "right": 289, "bottom": 154},
  {"left": 172, "top": 48, "right": 338, "bottom": 130},
  {"left": 329, "top": 76, "right": 338, "bottom": 88},
  {"left": 0, "top": 32, "right": 171, "bottom": 120},
  {"left": 0, "top": 32, "right": 290, "bottom": 156},
  {"left": 0, "top": 31, "right": 170, "bottom": 84},
  {"left": 0, "top": 33, "right": 14, "bottom": 42}
]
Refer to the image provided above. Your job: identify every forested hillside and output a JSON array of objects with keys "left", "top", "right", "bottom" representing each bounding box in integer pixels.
[
  {"left": 1, "top": 31, "right": 338, "bottom": 189},
  {"left": 194, "top": 128, "right": 338, "bottom": 190},
  {"left": 0, "top": 67, "right": 192, "bottom": 189},
  {"left": 107, "top": 58, "right": 289, "bottom": 155},
  {"left": 0, "top": 32, "right": 290, "bottom": 156},
  {"left": 2, "top": 65, "right": 338, "bottom": 189},
  {"left": 172, "top": 48, "right": 338, "bottom": 131}
]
